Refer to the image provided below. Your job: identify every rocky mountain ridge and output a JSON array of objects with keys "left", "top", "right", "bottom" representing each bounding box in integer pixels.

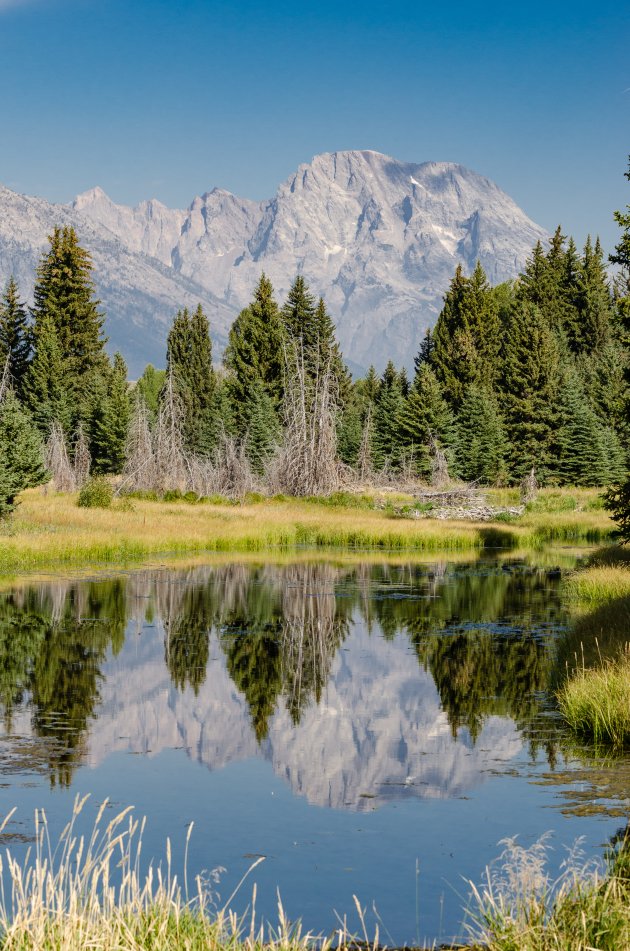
[{"left": 0, "top": 151, "right": 547, "bottom": 375}]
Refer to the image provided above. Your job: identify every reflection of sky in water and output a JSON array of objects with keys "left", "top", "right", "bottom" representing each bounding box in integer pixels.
[{"left": 0, "top": 559, "right": 628, "bottom": 946}]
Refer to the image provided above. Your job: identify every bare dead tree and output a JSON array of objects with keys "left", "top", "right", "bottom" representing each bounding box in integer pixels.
[
  {"left": 212, "top": 433, "right": 255, "bottom": 499},
  {"left": 120, "top": 395, "right": 156, "bottom": 493},
  {"left": 45, "top": 421, "right": 76, "bottom": 492},
  {"left": 428, "top": 434, "right": 450, "bottom": 489},
  {"left": 72, "top": 422, "right": 91, "bottom": 489},
  {"left": 267, "top": 346, "right": 340, "bottom": 496},
  {"left": 520, "top": 466, "right": 538, "bottom": 504},
  {"left": 356, "top": 404, "right": 374, "bottom": 482},
  {"left": 0, "top": 356, "right": 11, "bottom": 403},
  {"left": 153, "top": 372, "right": 190, "bottom": 492}
]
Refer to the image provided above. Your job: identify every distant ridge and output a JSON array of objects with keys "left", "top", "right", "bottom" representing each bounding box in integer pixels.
[{"left": 0, "top": 151, "right": 546, "bottom": 375}]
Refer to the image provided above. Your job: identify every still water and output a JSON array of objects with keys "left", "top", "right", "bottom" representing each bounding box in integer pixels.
[{"left": 0, "top": 554, "right": 629, "bottom": 945}]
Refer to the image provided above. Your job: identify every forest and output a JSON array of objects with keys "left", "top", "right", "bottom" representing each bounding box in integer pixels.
[{"left": 0, "top": 159, "right": 629, "bottom": 520}]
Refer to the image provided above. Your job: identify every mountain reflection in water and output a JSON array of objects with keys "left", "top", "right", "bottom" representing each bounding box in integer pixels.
[{"left": 0, "top": 559, "right": 567, "bottom": 802}]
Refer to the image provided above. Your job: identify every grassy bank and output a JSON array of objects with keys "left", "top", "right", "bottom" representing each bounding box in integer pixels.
[
  {"left": 0, "top": 486, "right": 613, "bottom": 577},
  {"left": 469, "top": 830, "right": 630, "bottom": 951},
  {"left": 558, "top": 652, "right": 630, "bottom": 746}
]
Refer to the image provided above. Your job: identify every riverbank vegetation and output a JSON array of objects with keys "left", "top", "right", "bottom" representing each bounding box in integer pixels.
[{"left": 0, "top": 486, "right": 614, "bottom": 576}]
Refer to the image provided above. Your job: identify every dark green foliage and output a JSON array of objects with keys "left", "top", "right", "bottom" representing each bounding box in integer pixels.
[
  {"left": 337, "top": 390, "right": 364, "bottom": 466},
  {"left": 135, "top": 364, "right": 165, "bottom": 422},
  {"left": 24, "top": 313, "right": 72, "bottom": 433},
  {"left": 0, "top": 390, "right": 48, "bottom": 517},
  {"left": 372, "top": 361, "right": 406, "bottom": 467},
  {"left": 224, "top": 274, "right": 284, "bottom": 425},
  {"left": 398, "top": 363, "right": 454, "bottom": 475},
  {"left": 89, "top": 353, "right": 132, "bottom": 474},
  {"left": 165, "top": 304, "right": 216, "bottom": 454},
  {"left": 454, "top": 384, "right": 507, "bottom": 484},
  {"left": 30, "top": 226, "right": 108, "bottom": 410},
  {"left": 556, "top": 368, "right": 610, "bottom": 486},
  {"left": 281, "top": 275, "right": 317, "bottom": 352},
  {"left": 77, "top": 475, "right": 113, "bottom": 509},
  {"left": 501, "top": 301, "right": 561, "bottom": 480},
  {"left": 0, "top": 277, "right": 31, "bottom": 395},
  {"left": 222, "top": 626, "right": 282, "bottom": 742},
  {"left": 164, "top": 587, "right": 212, "bottom": 695},
  {"left": 243, "top": 378, "right": 280, "bottom": 472},
  {"left": 430, "top": 261, "right": 501, "bottom": 405}
]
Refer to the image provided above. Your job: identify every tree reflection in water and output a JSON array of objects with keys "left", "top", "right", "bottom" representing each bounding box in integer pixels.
[{"left": 0, "top": 557, "right": 574, "bottom": 785}]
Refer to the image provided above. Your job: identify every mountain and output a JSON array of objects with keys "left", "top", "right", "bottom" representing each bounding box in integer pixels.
[{"left": 0, "top": 151, "right": 547, "bottom": 375}]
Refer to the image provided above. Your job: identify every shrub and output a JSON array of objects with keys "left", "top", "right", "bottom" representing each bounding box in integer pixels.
[{"left": 77, "top": 476, "right": 114, "bottom": 509}]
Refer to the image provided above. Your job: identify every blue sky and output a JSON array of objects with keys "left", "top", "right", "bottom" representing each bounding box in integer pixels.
[{"left": 1, "top": 0, "right": 628, "bottom": 252}]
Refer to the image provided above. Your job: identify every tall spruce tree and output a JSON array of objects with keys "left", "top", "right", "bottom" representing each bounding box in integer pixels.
[
  {"left": 165, "top": 304, "right": 216, "bottom": 455},
  {"left": 430, "top": 261, "right": 500, "bottom": 405},
  {"left": 90, "top": 353, "right": 132, "bottom": 474},
  {"left": 0, "top": 277, "right": 31, "bottom": 396},
  {"left": 281, "top": 275, "right": 317, "bottom": 353},
  {"left": 30, "top": 227, "right": 108, "bottom": 408},
  {"left": 398, "top": 363, "right": 454, "bottom": 476},
  {"left": 500, "top": 301, "right": 561, "bottom": 480},
  {"left": 0, "top": 390, "right": 48, "bottom": 517},
  {"left": 555, "top": 368, "right": 610, "bottom": 486},
  {"left": 244, "top": 378, "right": 281, "bottom": 473},
  {"left": 134, "top": 364, "right": 166, "bottom": 424},
  {"left": 224, "top": 274, "right": 284, "bottom": 424},
  {"left": 24, "top": 314, "right": 72, "bottom": 433},
  {"left": 372, "top": 362, "right": 406, "bottom": 468},
  {"left": 454, "top": 384, "right": 507, "bottom": 484},
  {"left": 577, "top": 236, "right": 614, "bottom": 352}
]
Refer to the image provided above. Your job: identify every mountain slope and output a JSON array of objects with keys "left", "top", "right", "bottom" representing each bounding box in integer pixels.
[{"left": 0, "top": 151, "right": 547, "bottom": 374}]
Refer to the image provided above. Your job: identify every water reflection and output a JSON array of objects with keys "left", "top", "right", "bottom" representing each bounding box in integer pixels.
[{"left": 0, "top": 559, "right": 574, "bottom": 799}]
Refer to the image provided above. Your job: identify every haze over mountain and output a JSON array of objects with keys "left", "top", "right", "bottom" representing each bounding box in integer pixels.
[{"left": 0, "top": 151, "right": 547, "bottom": 376}]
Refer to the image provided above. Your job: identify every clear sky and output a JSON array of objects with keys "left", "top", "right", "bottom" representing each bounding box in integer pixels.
[{"left": 1, "top": 0, "right": 628, "bottom": 253}]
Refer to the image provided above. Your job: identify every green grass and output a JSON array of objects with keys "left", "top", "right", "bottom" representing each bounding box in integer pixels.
[
  {"left": 0, "top": 486, "right": 614, "bottom": 579},
  {"left": 558, "top": 651, "right": 630, "bottom": 747},
  {"left": 468, "top": 829, "right": 630, "bottom": 950}
]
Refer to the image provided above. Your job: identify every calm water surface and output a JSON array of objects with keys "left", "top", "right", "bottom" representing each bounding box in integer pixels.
[{"left": 1, "top": 554, "right": 629, "bottom": 945}]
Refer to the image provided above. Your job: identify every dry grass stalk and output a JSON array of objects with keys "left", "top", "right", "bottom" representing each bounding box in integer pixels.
[
  {"left": 45, "top": 421, "right": 76, "bottom": 492},
  {"left": 267, "top": 348, "right": 340, "bottom": 496}
]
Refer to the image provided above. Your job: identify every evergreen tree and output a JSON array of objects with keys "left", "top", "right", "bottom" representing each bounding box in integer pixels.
[
  {"left": 0, "top": 277, "right": 31, "bottom": 395},
  {"left": 372, "top": 361, "right": 405, "bottom": 467},
  {"left": 23, "top": 314, "right": 72, "bottom": 433},
  {"left": 398, "top": 363, "right": 454, "bottom": 476},
  {"left": 165, "top": 304, "right": 216, "bottom": 455},
  {"left": 135, "top": 364, "right": 166, "bottom": 423},
  {"left": 0, "top": 391, "right": 48, "bottom": 517},
  {"left": 31, "top": 226, "right": 108, "bottom": 407},
  {"left": 414, "top": 328, "right": 434, "bottom": 375},
  {"left": 313, "top": 296, "right": 351, "bottom": 399},
  {"left": 500, "top": 301, "right": 561, "bottom": 480},
  {"left": 223, "top": 274, "right": 284, "bottom": 425},
  {"left": 90, "top": 353, "right": 132, "bottom": 474},
  {"left": 243, "top": 378, "right": 281, "bottom": 473},
  {"left": 577, "top": 236, "right": 614, "bottom": 351},
  {"left": 281, "top": 275, "right": 317, "bottom": 352},
  {"left": 337, "top": 385, "right": 364, "bottom": 467},
  {"left": 454, "top": 384, "right": 508, "bottom": 484},
  {"left": 431, "top": 262, "right": 500, "bottom": 405},
  {"left": 555, "top": 368, "right": 609, "bottom": 486}
]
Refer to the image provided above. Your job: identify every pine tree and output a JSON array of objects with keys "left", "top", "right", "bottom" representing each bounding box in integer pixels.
[
  {"left": 23, "top": 314, "right": 72, "bottom": 433},
  {"left": 577, "top": 236, "right": 613, "bottom": 352},
  {"left": 313, "top": 296, "right": 351, "bottom": 398},
  {"left": 337, "top": 385, "right": 364, "bottom": 467},
  {"left": 135, "top": 364, "right": 166, "bottom": 423},
  {"left": 224, "top": 274, "right": 284, "bottom": 424},
  {"left": 555, "top": 368, "right": 608, "bottom": 486},
  {"left": 454, "top": 384, "right": 507, "bottom": 484},
  {"left": 243, "top": 378, "right": 280, "bottom": 473},
  {"left": 165, "top": 304, "right": 216, "bottom": 455},
  {"left": 372, "top": 361, "right": 405, "bottom": 468},
  {"left": 431, "top": 262, "right": 500, "bottom": 405},
  {"left": 0, "top": 390, "right": 48, "bottom": 517},
  {"left": 500, "top": 301, "right": 561, "bottom": 480},
  {"left": 398, "top": 363, "right": 454, "bottom": 476},
  {"left": 31, "top": 226, "right": 108, "bottom": 406},
  {"left": 281, "top": 275, "right": 317, "bottom": 352},
  {"left": 90, "top": 353, "right": 132, "bottom": 474},
  {"left": 0, "top": 277, "right": 31, "bottom": 395}
]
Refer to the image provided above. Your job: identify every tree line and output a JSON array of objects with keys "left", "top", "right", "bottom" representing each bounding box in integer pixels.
[{"left": 1, "top": 161, "right": 629, "bottom": 512}]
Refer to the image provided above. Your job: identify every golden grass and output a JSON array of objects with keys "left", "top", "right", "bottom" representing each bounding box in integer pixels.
[{"left": 0, "top": 487, "right": 614, "bottom": 579}]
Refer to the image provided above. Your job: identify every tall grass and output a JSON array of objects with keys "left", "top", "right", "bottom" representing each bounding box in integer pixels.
[
  {"left": 558, "top": 649, "right": 630, "bottom": 747},
  {"left": 0, "top": 797, "right": 367, "bottom": 951},
  {"left": 467, "top": 830, "right": 630, "bottom": 950}
]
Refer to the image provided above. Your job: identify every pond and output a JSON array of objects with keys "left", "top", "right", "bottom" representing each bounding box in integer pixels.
[{"left": 0, "top": 553, "right": 629, "bottom": 946}]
